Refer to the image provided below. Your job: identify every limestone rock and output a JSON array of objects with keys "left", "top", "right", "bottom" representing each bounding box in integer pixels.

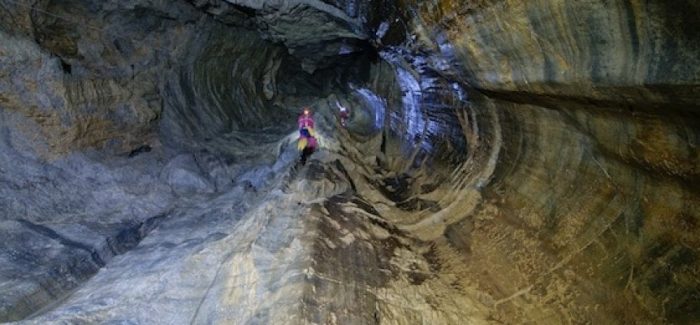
[{"left": 162, "top": 154, "right": 215, "bottom": 194}]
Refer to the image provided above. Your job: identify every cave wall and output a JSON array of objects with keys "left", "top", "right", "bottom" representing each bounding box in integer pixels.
[
  {"left": 0, "top": 1, "right": 299, "bottom": 320},
  {"left": 0, "top": 0, "right": 375, "bottom": 321},
  {"left": 414, "top": 0, "right": 700, "bottom": 110},
  {"left": 384, "top": 0, "right": 700, "bottom": 322},
  {"left": 0, "top": 0, "right": 356, "bottom": 156},
  {"left": 160, "top": 24, "right": 288, "bottom": 144},
  {"left": 0, "top": 0, "right": 203, "bottom": 156}
]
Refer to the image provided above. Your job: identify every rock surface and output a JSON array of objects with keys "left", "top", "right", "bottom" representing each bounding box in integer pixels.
[
  {"left": 386, "top": 1, "right": 700, "bottom": 323},
  {"left": 0, "top": 0, "right": 698, "bottom": 324}
]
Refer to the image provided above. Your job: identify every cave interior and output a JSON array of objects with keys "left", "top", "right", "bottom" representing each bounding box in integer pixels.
[{"left": 0, "top": 0, "right": 698, "bottom": 324}]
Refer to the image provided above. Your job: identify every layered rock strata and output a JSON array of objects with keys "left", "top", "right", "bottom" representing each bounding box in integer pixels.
[{"left": 0, "top": 0, "right": 697, "bottom": 324}]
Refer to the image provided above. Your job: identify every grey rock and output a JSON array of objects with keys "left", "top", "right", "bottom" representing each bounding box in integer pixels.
[{"left": 161, "top": 154, "right": 214, "bottom": 195}]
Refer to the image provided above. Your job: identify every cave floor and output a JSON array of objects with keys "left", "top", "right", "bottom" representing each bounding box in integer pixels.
[
  {"left": 15, "top": 143, "right": 495, "bottom": 324},
  {"left": 4, "top": 125, "right": 635, "bottom": 324}
]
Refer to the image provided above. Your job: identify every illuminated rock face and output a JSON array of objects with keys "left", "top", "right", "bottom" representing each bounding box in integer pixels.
[
  {"left": 390, "top": 1, "right": 700, "bottom": 323},
  {"left": 0, "top": 0, "right": 698, "bottom": 324}
]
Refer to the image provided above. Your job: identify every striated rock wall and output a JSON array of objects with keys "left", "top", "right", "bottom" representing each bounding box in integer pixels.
[
  {"left": 375, "top": 0, "right": 700, "bottom": 323},
  {"left": 0, "top": 0, "right": 196, "bottom": 157},
  {"left": 189, "top": 0, "right": 369, "bottom": 72},
  {"left": 414, "top": 0, "right": 700, "bottom": 110},
  {"left": 0, "top": 0, "right": 291, "bottom": 320}
]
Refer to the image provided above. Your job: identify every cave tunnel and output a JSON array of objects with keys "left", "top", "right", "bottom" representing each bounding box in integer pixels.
[{"left": 0, "top": 0, "right": 698, "bottom": 324}]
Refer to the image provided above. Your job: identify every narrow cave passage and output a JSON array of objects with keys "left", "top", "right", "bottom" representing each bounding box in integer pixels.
[{"left": 0, "top": 0, "right": 698, "bottom": 324}]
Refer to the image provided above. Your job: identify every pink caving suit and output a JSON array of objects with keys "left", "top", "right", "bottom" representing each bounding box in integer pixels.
[{"left": 297, "top": 114, "right": 317, "bottom": 149}]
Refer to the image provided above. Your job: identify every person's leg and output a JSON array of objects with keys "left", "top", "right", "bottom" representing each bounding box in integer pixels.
[{"left": 300, "top": 146, "right": 314, "bottom": 165}]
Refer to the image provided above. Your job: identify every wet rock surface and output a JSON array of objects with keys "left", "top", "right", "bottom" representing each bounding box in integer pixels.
[{"left": 0, "top": 0, "right": 698, "bottom": 324}]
